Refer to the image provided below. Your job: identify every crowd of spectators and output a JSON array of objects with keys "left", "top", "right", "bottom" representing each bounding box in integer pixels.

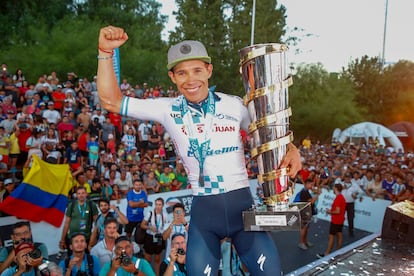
[
  {"left": 296, "top": 138, "right": 414, "bottom": 203},
  {"left": 0, "top": 64, "right": 191, "bottom": 208},
  {"left": 1, "top": 63, "right": 413, "bottom": 275}
]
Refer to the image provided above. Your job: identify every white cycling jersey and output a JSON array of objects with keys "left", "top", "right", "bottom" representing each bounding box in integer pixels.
[{"left": 121, "top": 92, "right": 251, "bottom": 196}]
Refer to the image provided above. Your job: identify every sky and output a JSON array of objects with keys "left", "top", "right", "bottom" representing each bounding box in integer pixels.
[{"left": 159, "top": 0, "right": 414, "bottom": 72}]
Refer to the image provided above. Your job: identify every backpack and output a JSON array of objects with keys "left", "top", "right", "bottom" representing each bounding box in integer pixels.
[
  {"left": 68, "top": 199, "right": 95, "bottom": 230},
  {"left": 65, "top": 254, "right": 94, "bottom": 275}
]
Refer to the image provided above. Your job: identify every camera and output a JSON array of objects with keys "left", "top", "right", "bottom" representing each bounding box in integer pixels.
[
  {"left": 27, "top": 247, "right": 42, "bottom": 259},
  {"left": 119, "top": 250, "right": 132, "bottom": 266},
  {"left": 153, "top": 233, "right": 163, "bottom": 246},
  {"left": 177, "top": 248, "right": 185, "bottom": 255}
]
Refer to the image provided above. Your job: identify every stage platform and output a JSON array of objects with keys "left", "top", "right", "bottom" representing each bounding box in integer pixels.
[{"left": 283, "top": 227, "right": 414, "bottom": 275}]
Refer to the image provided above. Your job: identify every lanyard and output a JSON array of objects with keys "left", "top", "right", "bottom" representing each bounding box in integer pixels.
[
  {"left": 180, "top": 88, "right": 216, "bottom": 187},
  {"left": 77, "top": 203, "right": 86, "bottom": 219}
]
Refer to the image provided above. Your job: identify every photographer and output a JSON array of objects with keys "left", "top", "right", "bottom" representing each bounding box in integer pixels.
[
  {"left": 99, "top": 236, "right": 154, "bottom": 276},
  {"left": 0, "top": 221, "right": 48, "bottom": 274},
  {"left": 0, "top": 242, "right": 45, "bottom": 276},
  {"left": 159, "top": 233, "right": 187, "bottom": 276},
  {"left": 58, "top": 233, "right": 100, "bottom": 276},
  {"left": 141, "top": 198, "right": 168, "bottom": 275}
]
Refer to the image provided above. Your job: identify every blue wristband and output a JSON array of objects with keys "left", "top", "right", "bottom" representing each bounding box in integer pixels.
[{"left": 120, "top": 96, "right": 129, "bottom": 116}]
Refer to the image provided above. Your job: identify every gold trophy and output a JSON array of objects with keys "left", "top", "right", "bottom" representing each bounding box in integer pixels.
[{"left": 239, "top": 44, "right": 311, "bottom": 231}]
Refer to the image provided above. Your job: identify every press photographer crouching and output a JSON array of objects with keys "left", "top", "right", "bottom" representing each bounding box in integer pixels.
[
  {"left": 159, "top": 233, "right": 187, "bottom": 276},
  {"left": 0, "top": 221, "right": 48, "bottom": 274},
  {"left": 99, "top": 236, "right": 154, "bottom": 276}
]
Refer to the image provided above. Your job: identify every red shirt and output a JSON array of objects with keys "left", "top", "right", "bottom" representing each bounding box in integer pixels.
[
  {"left": 52, "top": 91, "right": 66, "bottom": 110},
  {"left": 109, "top": 112, "right": 122, "bottom": 132},
  {"left": 17, "top": 129, "right": 32, "bottom": 152},
  {"left": 331, "top": 193, "right": 346, "bottom": 225},
  {"left": 78, "top": 132, "right": 88, "bottom": 151}
]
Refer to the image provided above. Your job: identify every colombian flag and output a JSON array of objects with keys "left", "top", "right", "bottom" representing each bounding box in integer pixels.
[{"left": 0, "top": 155, "right": 72, "bottom": 227}]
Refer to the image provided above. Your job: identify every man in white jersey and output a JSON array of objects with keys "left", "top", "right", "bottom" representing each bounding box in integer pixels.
[{"left": 96, "top": 25, "right": 302, "bottom": 275}]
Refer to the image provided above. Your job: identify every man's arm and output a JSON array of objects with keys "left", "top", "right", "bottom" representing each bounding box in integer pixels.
[
  {"left": 111, "top": 205, "right": 128, "bottom": 225},
  {"left": 97, "top": 26, "right": 128, "bottom": 113}
]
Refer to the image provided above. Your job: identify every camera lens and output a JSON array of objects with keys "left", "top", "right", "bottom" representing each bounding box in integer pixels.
[
  {"left": 28, "top": 248, "right": 42, "bottom": 259},
  {"left": 177, "top": 248, "right": 185, "bottom": 255}
]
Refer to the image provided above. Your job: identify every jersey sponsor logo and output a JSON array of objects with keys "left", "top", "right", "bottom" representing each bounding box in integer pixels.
[
  {"left": 213, "top": 124, "right": 236, "bottom": 133},
  {"left": 203, "top": 264, "right": 212, "bottom": 276},
  {"left": 170, "top": 112, "right": 182, "bottom": 118},
  {"left": 257, "top": 253, "right": 266, "bottom": 271},
  {"left": 216, "top": 113, "right": 238, "bottom": 122},
  {"left": 187, "top": 146, "right": 239, "bottom": 157}
]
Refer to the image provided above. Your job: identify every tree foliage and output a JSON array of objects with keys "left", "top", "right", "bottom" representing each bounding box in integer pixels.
[{"left": 290, "top": 63, "right": 364, "bottom": 143}]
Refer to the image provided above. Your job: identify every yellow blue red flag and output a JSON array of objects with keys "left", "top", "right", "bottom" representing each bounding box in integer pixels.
[{"left": 0, "top": 155, "right": 72, "bottom": 227}]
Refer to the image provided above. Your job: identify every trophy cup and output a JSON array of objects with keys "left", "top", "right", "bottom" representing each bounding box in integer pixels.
[{"left": 239, "top": 43, "right": 312, "bottom": 231}]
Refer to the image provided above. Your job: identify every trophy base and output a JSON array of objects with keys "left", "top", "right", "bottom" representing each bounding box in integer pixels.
[{"left": 242, "top": 202, "right": 312, "bottom": 231}]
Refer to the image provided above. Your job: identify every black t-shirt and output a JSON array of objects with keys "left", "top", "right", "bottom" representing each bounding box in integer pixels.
[
  {"left": 300, "top": 189, "right": 317, "bottom": 215},
  {"left": 159, "top": 260, "right": 187, "bottom": 275}
]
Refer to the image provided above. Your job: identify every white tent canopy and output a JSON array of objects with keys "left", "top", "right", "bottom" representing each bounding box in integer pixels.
[{"left": 335, "top": 122, "right": 404, "bottom": 151}]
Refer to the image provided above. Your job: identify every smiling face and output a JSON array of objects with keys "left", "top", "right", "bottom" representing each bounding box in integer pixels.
[{"left": 168, "top": 59, "right": 213, "bottom": 103}]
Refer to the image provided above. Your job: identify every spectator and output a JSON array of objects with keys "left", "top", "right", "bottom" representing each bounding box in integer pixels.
[
  {"left": 125, "top": 179, "right": 149, "bottom": 247},
  {"left": 341, "top": 172, "right": 364, "bottom": 237},
  {"left": 159, "top": 166, "right": 175, "bottom": 193},
  {"left": 98, "top": 236, "right": 155, "bottom": 276},
  {"left": 63, "top": 141, "right": 84, "bottom": 177},
  {"left": 0, "top": 127, "right": 10, "bottom": 166},
  {"left": 114, "top": 169, "right": 132, "bottom": 196},
  {"left": 298, "top": 179, "right": 319, "bottom": 250},
  {"left": 141, "top": 197, "right": 168, "bottom": 275},
  {"left": 58, "top": 232, "right": 100, "bottom": 276},
  {"left": 382, "top": 172, "right": 396, "bottom": 200},
  {"left": 317, "top": 183, "right": 347, "bottom": 258},
  {"left": 52, "top": 85, "right": 66, "bottom": 111},
  {"left": 121, "top": 127, "right": 136, "bottom": 153},
  {"left": 77, "top": 106, "right": 91, "bottom": 129},
  {"left": 0, "top": 110, "right": 16, "bottom": 135},
  {"left": 59, "top": 186, "right": 99, "bottom": 253},
  {"left": 147, "top": 124, "right": 161, "bottom": 155},
  {"left": 0, "top": 221, "right": 48, "bottom": 274},
  {"left": 89, "top": 199, "right": 128, "bottom": 249},
  {"left": 143, "top": 171, "right": 160, "bottom": 194},
  {"left": 159, "top": 233, "right": 187, "bottom": 276},
  {"left": 162, "top": 203, "right": 189, "bottom": 256},
  {"left": 137, "top": 120, "right": 151, "bottom": 157},
  {"left": 87, "top": 135, "right": 100, "bottom": 167},
  {"left": 90, "top": 217, "right": 121, "bottom": 268},
  {"left": 42, "top": 101, "right": 61, "bottom": 125}
]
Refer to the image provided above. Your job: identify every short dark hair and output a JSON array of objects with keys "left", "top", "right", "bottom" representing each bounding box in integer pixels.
[
  {"left": 70, "top": 232, "right": 86, "bottom": 243},
  {"left": 115, "top": 235, "right": 130, "bottom": 245},
  {"left": 155, "top": 197, "right": 164, "bottom": 205},
  {"left": 104, "top": 217, "right": 118, "bottom": 228},
  {"left": 173, "top": 202, "right": 185, "bottom": 211},
  {"left": 13, "top": 221, "right": 31, "bottom": 232},
  {"left": 334, "top": 183, "right": 343, "bottom": 192},
  {"left": 171, "top": 232, "right": 185, "bottom": 241},
  {"left": 98, "top": 198, "right": 110, "bottom": 205}
]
